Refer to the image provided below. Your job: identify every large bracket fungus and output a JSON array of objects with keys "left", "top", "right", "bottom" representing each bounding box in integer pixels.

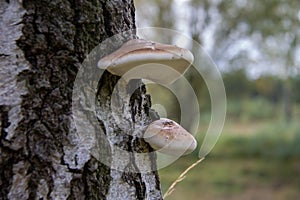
[{"left": 97, "top": 39, "right": 194, "bottom": 84}]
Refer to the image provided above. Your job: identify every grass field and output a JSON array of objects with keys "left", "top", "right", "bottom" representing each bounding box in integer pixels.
[{"left": 159, "top": 119, "right": 300, "bottom": 200}]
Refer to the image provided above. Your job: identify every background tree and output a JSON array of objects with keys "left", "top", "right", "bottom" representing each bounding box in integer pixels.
[
  {"left": 0, "top": 0, "right": 162, "bottom": 199},
  {"left": 208, "top": 0, "right": 300, "bottom": 122}
]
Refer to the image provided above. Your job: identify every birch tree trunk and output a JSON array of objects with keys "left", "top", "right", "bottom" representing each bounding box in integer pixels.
[{"left": 0, "top": 0, "right": 162, "bottom": 199}]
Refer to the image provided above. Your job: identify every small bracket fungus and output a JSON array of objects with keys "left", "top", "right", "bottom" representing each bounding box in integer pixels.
[
  {"left": 97, "top": 39, "right": 194, "bottom": 84},
  {"left": 144, "top": 118, "right": 197, "bottom": 156}
]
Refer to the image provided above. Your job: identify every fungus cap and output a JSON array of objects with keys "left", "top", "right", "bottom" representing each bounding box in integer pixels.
[
  {"left": 97, "top": 39, "right": 194, "bottom": 83},
  {"left": 144, "top": 118, "right": 197, "bottom": 156}
]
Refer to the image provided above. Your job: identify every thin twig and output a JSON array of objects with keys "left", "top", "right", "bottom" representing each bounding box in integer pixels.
[{"left": 163, "top": 157, "right": 205, "bottom": 199}]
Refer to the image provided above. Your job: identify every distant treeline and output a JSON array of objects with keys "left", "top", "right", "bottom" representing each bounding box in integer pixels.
[
  {"left": 222, "top": 69, "right": 300, "bottom": 103},
  {"left": 182, "top": 68, "right": 299, "bottom": 120}
]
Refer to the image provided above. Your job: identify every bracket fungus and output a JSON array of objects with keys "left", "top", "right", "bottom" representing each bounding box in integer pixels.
[
  {"left": 143, "top": 118, "right": 197, "bottom": 156},
  {"left": 97, "top": 39, "right": 194, "bottom": 84}
]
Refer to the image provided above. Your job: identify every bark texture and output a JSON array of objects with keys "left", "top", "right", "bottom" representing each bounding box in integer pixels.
[{"left": 0, "top": 0, "right": 162, "bottom": 199}]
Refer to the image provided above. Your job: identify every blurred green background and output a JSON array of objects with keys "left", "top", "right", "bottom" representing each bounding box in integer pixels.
[{"left": 135, "top": 0, "right": 300, "bottom": 199}]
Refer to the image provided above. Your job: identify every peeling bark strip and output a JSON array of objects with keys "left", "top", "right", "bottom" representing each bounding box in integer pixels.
[{"left": 0, "top": 0, "right": 162, "bottom": 199}]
